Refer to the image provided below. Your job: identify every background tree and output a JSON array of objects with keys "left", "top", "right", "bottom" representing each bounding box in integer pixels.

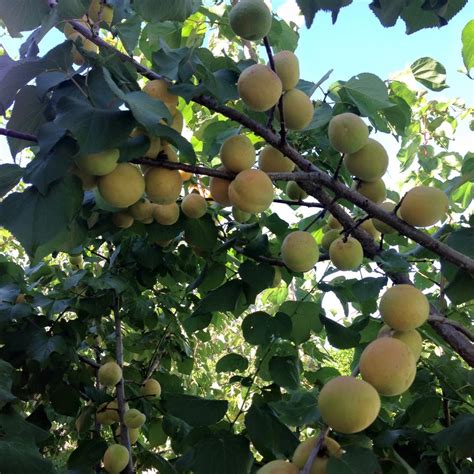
[{"left": 0, "top": 1, "right": 473, "bottom": 473}]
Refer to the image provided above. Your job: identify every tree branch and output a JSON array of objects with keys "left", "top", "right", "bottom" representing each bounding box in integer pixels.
[{"left": 0, "top": 128, "right": 38, "bottom": 143}]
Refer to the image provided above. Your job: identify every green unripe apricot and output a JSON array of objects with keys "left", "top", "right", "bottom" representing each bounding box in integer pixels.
[
  {"left": 373, "top": 201, "right": 397, "bottom": 234},
  {"left": 75, "top": 149, "right": 119, "bottom": 176},
  {"left": 103, "top": 444, "right": 129, "bottom": 474},
  {"left": 286, "top": 181, "right": 307, "bottom": 200},
  {"left": 328, "top": 112, "right": 369, "bottom": 154},
  {"left": 321, "top": 228, "right": 340, "bottom": 251},
  {"left": 124, "top": 408, "right": 146, "bottom": 429},
  {"left": 229, "top": 0, "right": 272, "bottom": 41},
  {"left": 355, "top": 178, "right": 386, "bottom": 203},
  {"left": 344, "top": 138, "right": 389, "bottom": 182},
  {"left": 329, "top": 236, "right": 363, "bottom": 270},
  {"left": 98, "top": 361, "right": 122, "bottom": 387},
  {"left": 281, "top": 231, "right": 319, "bottom": 273},
  {"left": 232, "top": 206, "right": 252, "bottom": 223}
]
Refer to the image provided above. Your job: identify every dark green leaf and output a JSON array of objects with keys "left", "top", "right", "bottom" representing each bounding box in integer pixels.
[
  {"left": 321, "top": 314, "right": 360, "bottom": 349},
  {"left": 0, "top": 360, "right": 16, "bottom": 409},
  {"left": 245, "top": 404, "right": 299, "bottom": 459},
  {"left": 67, "top": 438, "right": 108, "bottom": 471},
  {"left": 242, "top": 311, "right": 292, "bottom": 346},
  {"left": 432, "top": 414, "right": 474, "bottom": 456},
  {"left": 296, "top": 0, "right": 352, "bottom": 28},
  {"left": 270, "top": 391, "right": 318, "bottom": 426},
  {"left": 369, "top": 0, "right": 409, "bottom": 27},
  {"left": 0, "top": 164, "right": 23, "bottom": 198},
  {"left": 115, "top": 15, "right": 142, "bottom": 55},
  {"left": 410, "top": 57, "right": 448, "bottom": 91},
  {"left": 194, "top": 280, "right": 244, "bottom": 315},
  {"left": 0, "top": 0, "right": 49, "bottom": 35},
  {"left": 134, "top": 0, "right": 201, "bottom": 22},
  {"left": 279, "top": 301, "right": 323, "bottom": 344},
  {"left": 216, "top": 353, "right": 249, "bottom": 373},
  {"left": 375, "top": 249, "right": 410, "bottom": 273},
  {"left": 269, "top": 355, "right": 300, "bottom": 390},
  {"left": 327, "top": 447, "right": 381, "bottom": 474},
  {"left": 184, "top": 214, "right": 218, "bottom": 250},
  {"left": 162, "top": 393, "right": 228, "bottom": 427},
  {"left": 50, "top": 383, "right": 81, "bottom": 417}
]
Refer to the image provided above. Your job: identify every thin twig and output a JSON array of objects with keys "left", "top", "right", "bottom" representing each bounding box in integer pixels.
[{"left": 0, "top": 128, "right": 38, "bottom": 142}]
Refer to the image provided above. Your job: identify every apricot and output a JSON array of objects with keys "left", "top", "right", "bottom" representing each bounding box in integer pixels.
[
  {"left": 76, "top": 148, "right": 119, "bottom": 176},
  {"left": 344, "top": 138, "right": 389, "bottom": 182},
  {"left": 98, "top": 361, "right": 122, "bottom": 387},
  {"left": 327, "top": 214, "right": 342, "bottom": 229},
  {"left": 112, "top": 211, "right": 134, "bottom": 229},
  {"left": 128, "top": 198, "right": 154, "bottom": 222},
  {"left": 228, "top": 169, "right": 274, "bottom": 213},
  {"left": 379, "top": 284, "right": 429, "bottom": 331},
  {"left": 160, "top": 144, "right": 179, "bottom": 162},
  {"left": 15, "top": 294, "right": 26, "bottom": 305},
  {"left": 220, "top": 135, "right": 255, "bottom": 172},
  {"left": 278, "top": 88, "right": 313, "bottom": 130},
  {"left": 181, "top": 193, "right": 207, "bottom": 219},
  {"left": 378, "top": 325, "right": 423, "bottom": 361},
  {"left": 292, "top": 435, "right": 342, "bottom": 474},
  {"left": 98, "top": 163, "right": 145, "bottom": 208},
  {"left": 259, "top": 145, "right": 295, "bottom": 173},
  {"left": 329, "top": 237, "right": 363, "bottom": 270},
  {"left": 145, "top": 167, "right": 182, "bottom": 204},
  {"left": 103, "top": 444, "right": 129, "bottom": 474},
  {"left": 281, "top": 231, "right": 319, "bottom": 272},
  {"left": 71, "top": 164, "right": 97, "bottom": 190},
  {"left": 373, "top": 201, "right": 397, "bottom": 234},
  {"left": 210, "top": 169, "right": 232, "bottom": 207},
  {"left": 237, "top": 64, "right": 283, "bottom": 112},
  {"left": 141, "top": 378, "right": 162, "bottom": 398},
  {"left": 229, "top": 0, "right": 272, "bottom": 41},
  {"left": 69, "top": 32, "right": 98, "bottom": 65},
  {"left": 232, "top": 206, "right": 251, "bottom": 223},
  {"left": 153, "top": 203, "right": 180, "bottom": 226},
  {"left": 257, "top": 460, "right": 299, "bottom": 474},
  {"left": 355, "top": 178, "right": 386, "bottom": 203},
  {"left": 318, "top": 376, "right": 381, "bottom": 434},
  {"left": 359, "top": 219, "right": 380, "bottom": 240},
  {"left": 273, "top": 50, "right": 300, "bottom": 90},
  {"left": 116, "top": 426, "right": 139, "bottom": 445},
  {"left": 328, "top": 112, "right": 369, "bottom": 154},
  {"left": 130, "top": 128, "right": 161, "bottom": 159},
  {"left": 88, "top": 0, "right": 114, "bottom": 25},
  {"left": 124, "top": 408, "right": 146, "bottom": 429},
  {"left": 359, "top": 337, "right": 417, "bottom": 396},
  {"left": 143, "top": 79, "right": 178, "bottom": 114},
  {"left": 286, "top": 181, "right": 307, "bottom": 200},
  {"left": 399, "top": 186, "right": 449, "bottom": 227},
  {"left": 321, "top": 229, "right": 340, "bottom": 251}
]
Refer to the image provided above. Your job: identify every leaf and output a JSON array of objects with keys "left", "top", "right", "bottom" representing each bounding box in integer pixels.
[
  {"left": 279, "top": 301, "right": 323, "bottom": 344},
  {"left": 341, "top": 73, "right": 394, "bottom": 116},
  {"left": 269, "top": 355, "right": 300, "bottom": 390},
  {"left": 296, "top": 0, "right": 352, "bottom": 28},
  {"left": 242, "top": 311, "right": 292, "bottom": 346},
  {"left": 462, "top": 20, "right": 474, "bottom": 74},
  {"left": 162, "top": 393, "right": 228, "bottom": 427},
  {"left": 184, "top": 214, "right": 218, "bottom": 250},
  {"left": 0, "top": 360, "right": 16, "bottom": 409},
  {"left": 53, "top": 96, "right": 135, "bottom": 154},
  {"left": 0, "top": 164, "right": 23, "bottom": 198},
  {"left": 57, "top": 0, "right": 89, "bottom": 20},
  {"left": 321, "top": 315, "right": 360, "bottom": 349},
  {"left": 244, "top": 404, "right": 299, "bottom": 459},
  {"left": 0, "top": 176, "right": 83, "bottom": 261},
  {"left": 7, "top": 86, "right": 45, "bottom": 157},
  {"left": 181, "top": 432, "right": 253, "bottom": 474},
  {"left": 115, "top": 15, "right": 143, "bottom": 55},
  {"left": 0, "top": 410, "right": 54, "bottom": 474},
  {"left": 134, "top": 0, "right": 201, "bottom": 22},
  {"left": 369, "top": 0, "right": 409, "bottom": 27},
  {"left": 0, "top": 0, "right": 49, "bottom": 35},
  {"left": 194, "top": 280, "right": 244, "bottom": 315},
  {"left": 375, "top": 249, "right": 410, "bottom": 273},
  {"left": 400, "top": 396, "right": 443, "bottom": 427},
  {"left": 327, "top": 447, "right": 381, "bottom": 474},
  {"left": 270, "top": 391, "right": 318, "bottom": 427},
  {"left": 50, "top": 383, "right": 82, "bottom": 417},
  {"left": 410, "top": 57, "right": 448, "bottom": 91},
  {"left": 432, "top": 414, "right": 474, "bottom": 456},
  {"left": 67, "top": 438, "right": 108, "bottom": 471},
  {"left": 216, "top": 353, "right": 249, "bottom": 373},
  {"left": 27, "top": 332, "right": 68, "bottom": 364}
]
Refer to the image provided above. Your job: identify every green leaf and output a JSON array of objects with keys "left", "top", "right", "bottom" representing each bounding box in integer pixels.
[
  {"left": 0, "top": 0, "right": 49, "bottom": 35},
  {"left": 216, "top": 353, "right": 249, "bottom": 373},
  {"left": 0, "top": 360, "right": 16, "bottom": 409},
  {"left": 462, "top": 20, "right": 474, "bottom": 74},
  {"left": 432, "top": 414, "right": 474, "bottom": 456},
  {"left": 242, "top": 311, "right": 292, "bottom": 346},
  {"left": 0, "top": 176, "right": 83, "bottom": 261},
  {"left": 50, "top": 383, "right": 82, "bottom": 417},
  {"left": 0, "top": 164, "right": 23, "bottom": 198},
  {"left": 375, "top": 249, "right": 410, "bottom": 273},
  {"left": 327, "top": 447, "right": 381, "bottom": 474},
  {"left": 115, "top": 15, "right": 142, "bottom": 55},
  {"left": 57, "top": 0, "right": 89, "bottom": 20},
  {"left": 245, "top": 404, "right": 299, "bottom": 459},
  {"left": 270, "top": 391, "right": 318, "bottom": 427},
  {"left": 400, "top": 396, "right": 442, "bottom": 427},
  {"left": 321, "top": 314, "right": 360, "bottom": 349},
  {"left": 134, "top": 0, "right": 201, "bottom": 22},
  {"left": 269, "top": 355, "right": 300, "bottom": 390},
  {"left": 184, "top": 214, "right": 218, "bottom": 250},
  {"left": 296, "top": 0, "right": 352, "bottom": 28},
  {"left": 181, "top": 432, "right": 253, "bottom": 474},
  {"left": 162, "top": 393, "right": 228, "bottom": 427},
  {"left": 7, "top": 86, "right": 45, "bottom": 157},
  {"left": 410, "top": 57, "right": 448, "bottom": 91},
  {"left": 194, "top": 280, "right": 244, "bottom": 315},
  {"left": 340, "top": 73, "right": 394, "bottom": 116},
  {"left": 369, "top": 0, "right": 409, "bottom": 27},
  {"left": 67, "top": 438, "right": 108, "bottom": 472},
  {"left": 53, "top": 96, "right": 135, "bottom": 154},
  {"left": 0, "top": 410, "right": 54, "bottom": 474},
  {"left": 27, "top": 331, "right": 68, "bottom": 364},
  {"left": 279, "top": 301, "right": 323, "bottom": 344}
]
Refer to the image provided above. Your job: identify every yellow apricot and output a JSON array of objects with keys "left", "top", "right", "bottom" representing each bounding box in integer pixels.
[
  {"left": 103, "top": 444, "right": 129, "bottom": 474},
  {"left": 143, "top": 79, "right": 178, "bottom": 114},
  {"left": 98, "top": 163, "right": 145, "bottom": 208},
  {"left": 237, "top": 64, "right": 283, "bottom": 112},
  {"left": 128, "top": 198, "right": 154, "bottom": 222},
  {"left": 378, "top": 325, "right": 423, "bottom": 361},
  {"left": 292, "top": 435, "right": 342, "bottom": 474},
  {"left": 259, "top": 145, "right": 295, "bottom": 173},
  {"left": 145, "top": 168, "right": 182, "bottom": 204},
  {"left": 112, "top": 211, "right": 134, "bottom": 229},
  {"left": 116, "top": 426, "right": 139, "bottom": 445},
  {"left": 130, "top": 128, "right": 161, "bottom": 159},
  {"left": 328, "top": 112, "right": 369, "bottom": 154},
  {"left": 318, "top": 376, "right": 381, "bottom": 434},
  {"left": 172, "top": 110, "right": 184, "bottom": 134},
  {"left": 141, "top": 378, "right": 162, "bottom": 398},
  {"left": 399, "top": 186, "right": 449, "bottom": 227},
  {"left": 98, "top": 361, "right": 122, "bottom": 387},
  {"left": 153, "top": 203, "right": 180, "bottom": 226},
  {"left": 373, "top": 201, "right": 397, "bottom": 234},
  {"left": 379, "top": 284, "right": 429, "bottom": 331},
  {"left": 181, "top": 193, "right": 207, "bottom": 219},
  {"left": 209, "top": 168, "right": 232, "bottom": 207},
  {"left": 69, "top": 31, "right": 98, "bottom": 65},
  {"left": 359, "top": 219, "right": 380, "bottom": 240},
  {"left": 124, "top": 408, "right": 146, "bottom": 429},
  {"left": 229, "top": 169, "right": 274, "bottom": 213},
  {"left": 344, "top": 138, "right": 389, "bottom": 182},
  {"left": 257, "top": 460, "right": 299, "bottom": 474},
  {"left": 355, "top": 178, "right": 386, "bottom": 203},
  {"left": 278, "top": 88, "right": 313, "bottom": 130},
  {"left": 220, "top": 135, "right": 256, "bottom": 172},
  {"left": 281, "top": 231, "right": 319, "bottom": 272},
  {"left": 160, "top": 144, "right": 179, "bottom": 162},
  {"left": 273, "top": 50, "right": 300, "bottom": 90},
  {"left": 359, "top": 337, "right": 417, "bottom": 396},
  {"left": 70, "top": 164, "right": 97, "bottom": 190},
  {"left": 329, "top": 237, "right": 364, "bottom": 270},
  {"left": 88, "top": 0, "right": 114, "bottom": 25}
]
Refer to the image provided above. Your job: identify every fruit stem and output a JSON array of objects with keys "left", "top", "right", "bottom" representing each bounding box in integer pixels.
[{"left": 113, "top": 295, "right": 134, "bottom": 474}]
